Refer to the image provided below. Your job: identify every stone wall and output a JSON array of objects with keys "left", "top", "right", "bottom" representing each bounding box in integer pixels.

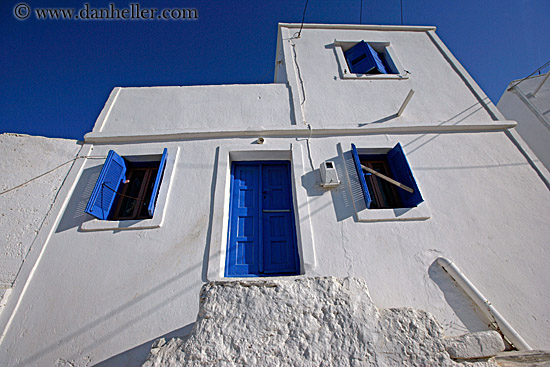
[{"left": 143, "top": 277, "right": 504, "bottom": 367}]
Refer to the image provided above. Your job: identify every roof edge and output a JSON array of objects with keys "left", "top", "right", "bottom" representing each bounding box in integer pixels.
[{"left": 277, "top": 23, "right": 437, "bottom": 32}]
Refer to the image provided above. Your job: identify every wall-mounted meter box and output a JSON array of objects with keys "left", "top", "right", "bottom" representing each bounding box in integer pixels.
[{"left": 320, "top": 161, "right": 340, "bottom": 188}]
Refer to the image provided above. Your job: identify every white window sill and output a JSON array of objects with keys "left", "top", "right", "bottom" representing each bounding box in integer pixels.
[
  {"left": 80, "top": 216, "right": 162, "bottom": 231},
  {"left": 79, "top": 146, "right": 179, "bottom": 232},
  {"left": 341, "top": 73, "right": 409, "bottom": 80},
  {"left": 356, "top": 201, "right": 431, "bottom": 222}
]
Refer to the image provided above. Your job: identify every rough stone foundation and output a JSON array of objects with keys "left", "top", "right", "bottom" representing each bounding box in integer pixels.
[{"left": 143, "top": 277, "right": 504, "bottom": 367}]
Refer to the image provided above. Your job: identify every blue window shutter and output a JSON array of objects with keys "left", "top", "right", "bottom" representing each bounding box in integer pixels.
[
  {"left": 344, "top": 41, "right": 388, "bottom": 74},
  {"left": 261, "top": 163, "right": 298, "bottom": 274},
  {"left": 351, "top": 143, "right": 372, "bottom": 208},
  {"left": 387, "top": 143, "right": 423, "bottom": 207},
  {"left": 85, "top": 150, "right": 127, "bottom": 220},
  {"left": 147, "top": 148, "right": 168, "bottom": 217}
]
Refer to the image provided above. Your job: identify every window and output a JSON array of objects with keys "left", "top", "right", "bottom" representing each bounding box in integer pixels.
[
  {"left": 225, "top": 161, "right": 299, "bottom": 277},
  {"left": 334, "top": 40, "right": 406, "bottom": 80},
  {"left": 85, "top": 148, "right": 167, "bottom": 220},
  {"left": 360, "top": 157, "right": 403, "bottom": 209},
  {"left": 351, "top": 143, "right": 423, "bottom": 209},
  {"left": 344, "top": 41, "right": 396, "bottom": 75}
]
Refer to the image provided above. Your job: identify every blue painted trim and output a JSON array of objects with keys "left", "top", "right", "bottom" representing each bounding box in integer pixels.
[
  {"left": 85, "top": 150, "right": 127, "bottom": 220},
  {"left": 351, "top": 144, "right": 372, "bottom": 209},
  {"left": 344, "top": 41, "right": 388, "bottom": 74},
  {"left": 387, "top": 143, "right": 424, "bottom": 207},
  {"left": 147, "top": 148, "right": 168, "bottom": 217},
  {"left": 225, "top": 161, "right": 299, "bottom": 277}
]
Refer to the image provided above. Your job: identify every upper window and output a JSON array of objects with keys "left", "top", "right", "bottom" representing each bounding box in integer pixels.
[
  {"left": 351, "top": 143, "right": 423, "bottom": 209},
  {"left": 335, "top": 40, "right": 407, "bottom": 80},
  {"left": 344, "top": 41, "right": 397, "bottom": 75},
  {"left": 85, "top": 149, "right": 167, "bottom": 220}
]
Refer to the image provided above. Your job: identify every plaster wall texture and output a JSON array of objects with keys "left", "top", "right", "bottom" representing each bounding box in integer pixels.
[
  {"left": 0, "top": 133, "right": 80, "bottom": 290},
  {"left": 0, "top": 25, "right": 549, "bottom": 367},
  {"left": 94, "top": 84, "right": 293, "bottom": 135},
  {"left": 1, "top": 131, "right": 549, "bottom": 367},
  {"left": 277, "top": 26, "right": 497, "bottom": 128},
  {"left": 142, "top": 277, "right": 502, "bottom": 367},
  {"left": 497, "top": 73, "right": 550, "bottom": 171}
]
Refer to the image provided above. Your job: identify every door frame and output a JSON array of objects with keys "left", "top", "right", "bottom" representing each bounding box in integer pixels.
[
  {"left": 206, "top": 143, "right": 316, "bottom": 281},
  {"left": 225, "top": 160, "right": 300, "bottom": 277}
]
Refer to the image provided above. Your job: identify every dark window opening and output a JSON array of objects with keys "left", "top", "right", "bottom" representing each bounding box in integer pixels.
[
  {"left": 360, "top": 157, "right": 402, "bottom": 209},
  {"left": 112, "top": 165, "right": 159, "bottom": 220}
]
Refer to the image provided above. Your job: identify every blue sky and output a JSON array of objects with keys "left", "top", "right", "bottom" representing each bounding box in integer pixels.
[{"left": 1, "top": 0, "right": 549, "bottom": 140}]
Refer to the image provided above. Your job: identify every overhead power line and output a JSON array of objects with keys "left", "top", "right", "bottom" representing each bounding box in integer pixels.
[{"left": 508, "top": 59, "right": 550, "bottom": 91}]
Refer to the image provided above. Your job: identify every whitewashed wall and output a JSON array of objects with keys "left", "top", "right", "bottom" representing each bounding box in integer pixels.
[
  {"left": 0, "top": 134, "right": 80, "bottom": 307},
  {"left": 0, "top": 25, "right": 549, "bottom": 367},
  {"left": 498, "top": 72, "right": 550, "bottom": 171}
]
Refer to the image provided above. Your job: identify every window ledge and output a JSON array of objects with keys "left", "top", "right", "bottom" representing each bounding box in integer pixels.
[
  {"left": 356, "top": 201, "right": 431, "bottom": 222},
  {"left": 80, "top": 216, "right": 162, "bottom": 231},
  {"left": 341, "top": 73, "right": 408, "bottom": 80}
]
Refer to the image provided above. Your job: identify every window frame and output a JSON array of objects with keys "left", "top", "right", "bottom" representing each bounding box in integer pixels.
[
  {"left": 334, "top": 40, "right": 408, "bottom": 80},
  {"left": 342, "top": 142, "right": 430, "bottom": 222},
  {"left": 80, "top": 147, "right": 178, "bottom": 231}
]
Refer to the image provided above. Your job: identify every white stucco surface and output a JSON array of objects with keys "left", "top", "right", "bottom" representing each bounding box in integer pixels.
[
  {"left": 0, "top": 133, "right": 80, "bottom": 291},
  {"left": 0, "top": 24, "right": 548, "bottom": 367},
  {"left": 143, "top": 277, "right": 502, "bottom": 367},
  {"left": 498, "top": 73, "right": 550, "bottom": 171},
  {"left": 94, "top": 84, "right": 294, "bottom": 135},
  {"left": 277, "top": 26, "right": 497, "bottom": 128}
]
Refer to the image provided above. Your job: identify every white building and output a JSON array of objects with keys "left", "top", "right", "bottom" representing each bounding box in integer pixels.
[
  {"left": 498, "top": 71, "right": 550, "bottom": 172},
  {"left": 1, "top": 24, "right": 549, "bottom": 366}
]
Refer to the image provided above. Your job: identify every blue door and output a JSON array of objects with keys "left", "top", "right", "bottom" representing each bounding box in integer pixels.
[{"left": 226, "top": 161, "right": 299, "bottom": 277}]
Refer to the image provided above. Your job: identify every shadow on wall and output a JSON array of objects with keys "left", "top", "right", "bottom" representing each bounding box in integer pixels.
[
  {"left": 56, "top": 164, "right": 103, "bottom": 233},
  {"left": 201, "top": 147, "right": 219, "bottom": 283},
  {"left": 16, "top": 264, "right": 203, "bottom": 367},
  {"left": 92, "top": 323, "right": 195, "bottom": 367},
  {"left": 428, "top": 260, "right": 490, "bottom": 334},
  {"left": 300, "top": 146, "right": 357, "bottom": 223}
]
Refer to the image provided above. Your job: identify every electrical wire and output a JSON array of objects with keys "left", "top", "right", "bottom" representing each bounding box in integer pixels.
[
  {"left": 360, "top": 0, "right": 363, "bottom": 24},
  {"left": 101, "top": 182, "right": 145, "bottom": 202},
  {"left": 508, "top": 59, "right": 550, "bottom": 91},
  {"left": 305, "top": 124, "right": 315, "bottom": 172},
  {"left": 0, "top": 155, "right": 106, "bottom": 196},
  {"left": 294, "top": 0, "right": 310, "bottom": 39}
]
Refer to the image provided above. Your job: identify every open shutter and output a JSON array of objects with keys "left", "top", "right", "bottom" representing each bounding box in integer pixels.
[
  {"left": 85, "top": 150, "right": 127, "bottom": 220},
  {"left": 387, "top": 143, "right": 423, "bottom": 207},
  {"left": 147, "top": 148, "right": 168, "bottom": 217},
  {"left": 344, "top": 41, "right": 388, "bottom": 74},
  {"left": 351, "top": 144, "right": 372, "bottom": 208}
]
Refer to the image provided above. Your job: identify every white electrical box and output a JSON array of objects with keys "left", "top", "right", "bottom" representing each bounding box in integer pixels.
[{"left": 320, "top": 160, "right": 340, "bottom": 188}]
